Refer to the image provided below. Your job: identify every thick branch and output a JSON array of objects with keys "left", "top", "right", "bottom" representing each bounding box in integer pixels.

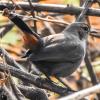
[
  {"left": 1, "top": 2, "right": 100, "bottom": 16},
  {"left": 18, "top": 85, "right": 48, "bottom": 100},
  {"left": 0, "top": 63, "right": 69, "bottom": 95}
]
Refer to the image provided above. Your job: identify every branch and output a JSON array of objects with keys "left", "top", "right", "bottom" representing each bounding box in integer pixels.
[
  {"left": 1, "top": 1, "right": 100, "bottom": 16},
  {"left": 90, "top": 32, "right": 100, "bottom": 38},
  {"left": 0, "top": 22, "right": 14, "bottom": 38},
  {"left": 28, "top": 0, "right": 37, "bottom": 33},
  {"left": 0, "top": 18, "right": 35, "bottom": 28},
  {"left": 9, "top": 77, "right": 26, "bottom": 100},
  {"left": 0, "top": 48, "right": 25, "bottom": 71},
  {"left": 84, "top": 51, "right": 100, "bottom": 99},
  {"left": 59, "top": 83, "right": 100, "bottom": 100},
  {"left": 3, "top": 85, "right": 18, "bottom": 100},
  {"left": 0, "top": 63, "right": 70, "bottom": 95},
  {"left": 76, "top": 0, "right": 93, "bottom": 22},
  {"left": 85, "top": 52, "right": 98, "bottom": 85},
  {"left": 18, "top": 85, "right": 48, "bottom": 100}
]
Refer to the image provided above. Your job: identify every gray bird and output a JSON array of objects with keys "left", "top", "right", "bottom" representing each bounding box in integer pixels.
[
  {"left": 5, "top": 10, "right": 89, "bottom": 77},
  {"left": 29, "top": 22, "right": 90, "bottom": 77}
]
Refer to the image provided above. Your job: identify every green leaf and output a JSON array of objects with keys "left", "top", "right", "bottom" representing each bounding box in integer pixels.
[{"left": 1, "top": 28, "right": 21, "bottom": 45}]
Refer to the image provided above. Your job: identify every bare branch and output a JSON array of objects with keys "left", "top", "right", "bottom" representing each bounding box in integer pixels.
[
  {"left": 18, "top": 85, "right": 48, "bottom": 100},
  {"left": 1, "top": 1, "right": 100, "bottom": 16},
  {"left": 0, "top": 63, "right": 70, "bottom": 95},
  {"left": 59, "top": 83, "right": 100, "bottom": 100}
]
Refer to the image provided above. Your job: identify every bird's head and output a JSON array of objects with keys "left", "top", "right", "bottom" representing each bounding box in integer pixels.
[{"left": 64, "top": 22, "right": 90, "bottom": 40}]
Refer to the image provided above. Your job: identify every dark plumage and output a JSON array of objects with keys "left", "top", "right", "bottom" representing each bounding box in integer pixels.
[
  {"left": 29, "top": 22, "right": 90, "bottom": 77},
  {"left": 5, "top": 10, "right": 89, "bottom": 77}
]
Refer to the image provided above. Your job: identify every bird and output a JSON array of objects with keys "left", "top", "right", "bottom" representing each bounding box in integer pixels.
[
  {"left": 4, "top": 9, "right": 90, "bottom": 77},
  {"left": 29, "top": 22, "right": 90, "bottom": 77}
]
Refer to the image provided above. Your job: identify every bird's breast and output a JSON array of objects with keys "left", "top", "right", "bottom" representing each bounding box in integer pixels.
[
  {"left": 62, "top": 39, "right": 86, "bottom": 62},
  {"left": 30, "top": 34, "right": 86, "bottom": 62}
]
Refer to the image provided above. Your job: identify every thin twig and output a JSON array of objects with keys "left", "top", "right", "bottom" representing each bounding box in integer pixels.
[
  {"left": 3, "top": 85, "right": 17, "bottom": 100},
  {"left": 85, "top": 52, "right": 99, "bottom": 85},
  {"left": 43, "top": 21, "right": 56, "bottom": 34},
  {"left": 0, "top": 48, "right": 25, "bottom": 71},
  {"left": 76, "top": 0, "right": 93, "bottom": 22},
  {"left": 28, "top": 0, "right": 37, "bottom": 32},
  {"left": 10, "top": 77, "right": 26, "bottom": 100},
  {"left": 0, "top": 21, "right": 14, "bottom": 38},
  {"left": 59, "top": 83, "right": 100, "bottom": 100}
]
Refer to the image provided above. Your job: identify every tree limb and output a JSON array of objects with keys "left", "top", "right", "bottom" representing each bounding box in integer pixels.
[
  {"left": 1, "top": 1, "right": 100, "bottom": 16},
  {"left": 0, "top": 63, "right": 70, "bottom": 96}
]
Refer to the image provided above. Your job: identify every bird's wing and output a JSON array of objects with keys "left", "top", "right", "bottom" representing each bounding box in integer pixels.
[{"left": 31, "top": 34, "right": 84, "bottom": 62}]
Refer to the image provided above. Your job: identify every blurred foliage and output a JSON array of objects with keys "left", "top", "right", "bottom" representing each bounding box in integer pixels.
[
  {"left": 63, "top": 0, "right": 80, "bottom": 6},
  {"left": 1, "top": 28, "right": 20, "bottom": 45},
  {"left": 0, "top": 15, "right": 21, "bottom": 45}
]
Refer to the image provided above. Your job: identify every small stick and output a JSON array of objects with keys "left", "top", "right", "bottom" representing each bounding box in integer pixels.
[{"left": 59, "top": 83, "right": 100, "bottom": 100}]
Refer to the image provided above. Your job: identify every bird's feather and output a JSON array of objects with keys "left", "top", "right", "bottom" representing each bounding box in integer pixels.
[{"left": 30, "top": 33, "right": 85, "bottom": 62}]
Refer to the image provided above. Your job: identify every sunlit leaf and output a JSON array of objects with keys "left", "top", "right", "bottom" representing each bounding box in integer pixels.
[
  {"left": 63, "top": 0, "right": 80, "bottom": 6},
  {"left": 1, "top": 28, "right": 21, "bottom": 45}
]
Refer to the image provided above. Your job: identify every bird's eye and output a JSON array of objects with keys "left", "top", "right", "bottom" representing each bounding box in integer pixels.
[
  {"left": 83, "top": 27, "right": 88, "bottom": 31},
  {"left": 81, "top": 25, "right": 90, "bottom": 32}
]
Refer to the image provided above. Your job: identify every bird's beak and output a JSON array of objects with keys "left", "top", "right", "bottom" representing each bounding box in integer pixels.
[
  {"left": 90, "top": 30, "right": 98, "bottom": 33},
  {"left": 89, "top": 29, "right": 100, "bottom": 38},
  {"left": 90, "top": 29, "right": 98, "bottom": 33}
]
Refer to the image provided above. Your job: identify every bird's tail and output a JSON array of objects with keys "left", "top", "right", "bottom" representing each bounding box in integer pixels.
[{"left": 3, "top": 8, "right": 43, "bottom": 52}]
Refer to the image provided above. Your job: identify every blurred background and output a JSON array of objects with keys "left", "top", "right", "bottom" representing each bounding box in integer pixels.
[{"left": 0, "top": 0, "right": 100, "bottom": 100}]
